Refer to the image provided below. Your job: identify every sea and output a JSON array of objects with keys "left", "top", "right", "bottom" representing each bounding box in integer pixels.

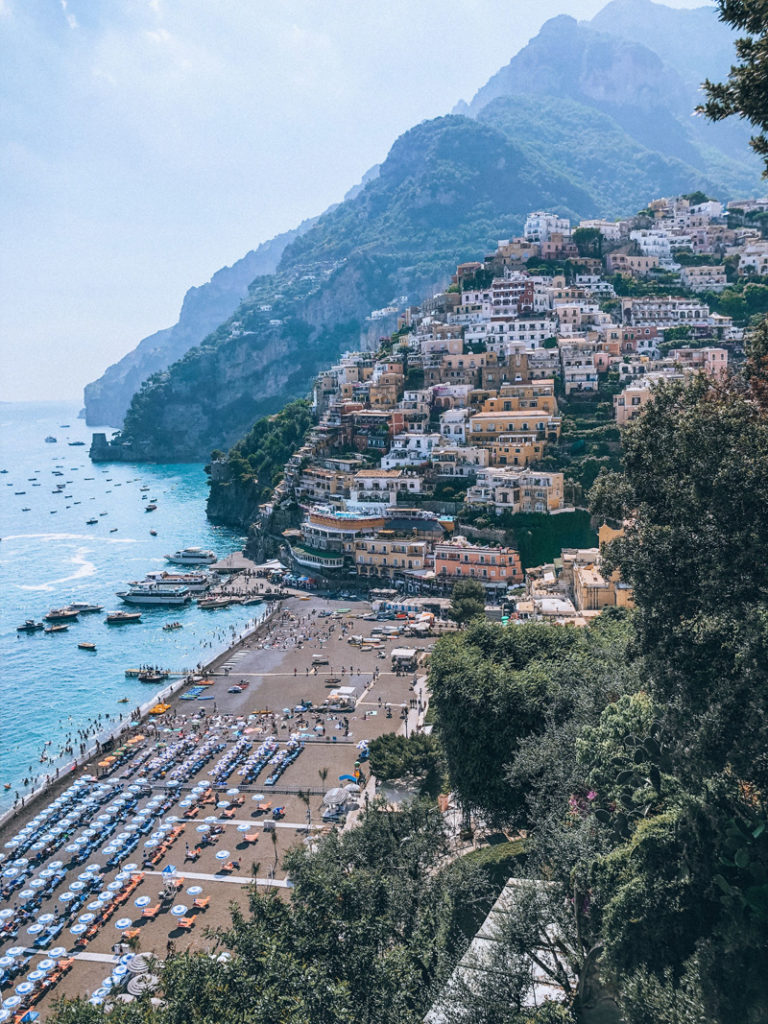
[{"left": 0, "top": 401, "right": 264, "bottom": 813}]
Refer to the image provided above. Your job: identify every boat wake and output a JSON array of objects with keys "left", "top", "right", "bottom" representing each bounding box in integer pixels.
[{"left": 18, "top": 546, "right": 98, "bottom": 591}]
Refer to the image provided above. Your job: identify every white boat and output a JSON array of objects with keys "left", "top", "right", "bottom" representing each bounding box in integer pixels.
[
  {"left": 65, "top": 602, "right": 103, "bottom": 614},
  {"left": 135, "top": 570, "right": 212, "bottom": 593},
  {"left": 116, "top": 583, "right": 191, "bottom": 606},
  {"left": 165, "top": 547, "right": 217, "bottom": 565}
]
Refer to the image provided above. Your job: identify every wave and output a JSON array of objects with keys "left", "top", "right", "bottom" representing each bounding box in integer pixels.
[{"left": 18, "top": 546, "right": 98, "bottom": 591}]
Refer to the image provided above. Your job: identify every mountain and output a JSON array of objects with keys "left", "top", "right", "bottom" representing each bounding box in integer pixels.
[
  {"left": 99, "top": 116, "right": 595, "bottom": 461},
  {"left": 460, "top": 5, "right": 760, "bottom": 186},
  {"left": 91, "top": 0, "right": 764, "bottom": 461},
  {"left": 82, "top": 221, "right": 316, "bottom": 427}
]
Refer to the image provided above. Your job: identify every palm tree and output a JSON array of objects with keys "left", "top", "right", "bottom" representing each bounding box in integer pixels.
[
  {"left": 318, "top": 765, "right": 329, "bottom": 817},
  {"left": 270, "top": 829, "right": 278, "bottom": 877},
  {"left": 297, "top": 788, "right": 312, "bottom": 831}
]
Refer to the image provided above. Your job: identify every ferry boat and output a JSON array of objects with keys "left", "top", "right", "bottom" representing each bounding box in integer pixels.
[
  {"left": 116, "top": 583, "right": 191, "bottom": 606},
  {"left": 17, "top": 620, "right": 44, "bottom": 632},
  {"left": 166, "top": 547, "right": 217, "bottom": 565},
  {"left": 137, "top": 570, "right": 211, "bottom": 593},
  {"left": 78, "top": 641, "right": 97, "bottom": 651},
  {"left": 65, "top": 602, "right": 103, "bottom": 614},
  {"left": 44, "top": 607, "right": 80, "bottom": 622},
  {"left": 106, "top": 610, "right": 142, "bottom": 624}
]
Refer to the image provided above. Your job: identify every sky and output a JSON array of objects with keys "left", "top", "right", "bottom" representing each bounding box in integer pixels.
[{"left": 0, "top": 0, "right": 713, "bottom": 402}]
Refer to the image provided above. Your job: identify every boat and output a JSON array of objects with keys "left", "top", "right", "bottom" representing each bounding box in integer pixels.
[
  {"left": 116, "top": 583, "right": 191, "bottom": 606},
  {"left": 163, "top": 621, "right": 183, "bottom": 631},
  {"left": 140, "top": 486, "right": 150, "bottom": 491},
  {"left": 137, "top": 570, "right": 211, "bottom": 593},
  {"left": 60, "top": 424, "right": 70, "bottom": 428},
  {"left": 86, "top": 517, "right": 98, "bottom": 525},
  {"left": 21, "top": 507, "right": 30, "bottom": 512},
  {"left": 78, "top": 641, "right": 97, "bottom": 651},
  {"left": 138, "top": 668, "right": 169, "bottom": 683},
  {"left": 110, "top": 528, "right": 118, "bottom": 533},
  {"left": 17, "top": 620, "right": 44, "bottom": 632},
  {"left": 117, "top": 697, "right": 129, "bottom": 704},
  {"left": 65, "top": 602, "right": 103, "bottom": 614},
  {"left": 44, "top": 607, "right": 80, "bottom": 622},
  {"left": 144, "top": 504, "right": 157, "bottom": 513},
  {"left": 44, "top": 624, "right": 68, "bottom": 633},
  {"left": 14, "top": 491, "right": 25, "bottom": 495},
  {"left": 68, "top": 441, "right": 85, "bottom": 446},
  {"left": 106, "top": 611, "right": 142, "bottom": 624},
  {"left": 166, "top": 547, "right": 217, "bottom": 565},
  {"left": 149, "top": 530, "right": 157, "bottom": 536},
  {"left": 44, "top": 436, "right": 57, "bottom": 443},
  {"left": 197, "top": 596, "right": 233, "bottom": 609}
]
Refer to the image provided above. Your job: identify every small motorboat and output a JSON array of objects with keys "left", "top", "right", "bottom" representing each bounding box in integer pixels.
[
  {"left": 117, "top": 697, "right": 129, "bottom": 704},
  {"left": 149, "top": 529, "right": 158, "bottom": 536},
  {"left": 44, "top": 624, "right": 69, "bottom": 633},
  {"left": 17, "top": 620, "right": 44, "bottom": 632},
  {"left": 145, "top": 504, "right": 158, "bottom": 512},
  {"left": 45, "top": 436, "right": 57, "bottom": 443},
  {"left": 110, "top": 528, "right": 118, "bottom": 533},
  {"left": 86, "top": 518, "right": 98, "bottom": 525},
  {"left": 106, "top": 611, "right": 142, "bottom": 624},
  {"left": 78, "top": 641, "right": 97, "bottom": 651}
]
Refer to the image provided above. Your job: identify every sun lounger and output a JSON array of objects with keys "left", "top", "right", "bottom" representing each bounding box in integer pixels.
[
  {"left": 177, "top": 916, "right": 195, "bottom": 931},
  {"left": 244, "top": 833, "right": 259, "bottom": 844},
  {"left": 122, "top": 928, "right": 140, "bottom": 940},
  {"left": 257, "top": 802, "right": 272, "bottom": 813},
  {"left": 221, "top": 808, "right": 235, "bottom": 819},
  {"left": 142, "top": 904, "right": 160, "bottom": 920},
  {"left": 192, "top": 896, "right": 210, "bottom": 911}
]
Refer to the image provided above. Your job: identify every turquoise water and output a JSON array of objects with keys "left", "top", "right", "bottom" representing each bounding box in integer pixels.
[{"left": 0, "top": 402, "right": 261, "bottom": 811}]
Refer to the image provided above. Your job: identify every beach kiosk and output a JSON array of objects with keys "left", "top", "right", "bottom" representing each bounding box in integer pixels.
[{"left": 391, "top": 647, "right": 418, "bottom": 672}]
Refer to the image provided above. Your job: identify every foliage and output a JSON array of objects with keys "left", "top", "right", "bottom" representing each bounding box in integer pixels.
[
  {"left": 699, "top": 1, "right": 768, "bottom": 173},
  {"left": 368, "top": 732, "right": 446, "bottom": 796},
  {"left": 448, "top": 578, "right": 486, "bottom": 624}
]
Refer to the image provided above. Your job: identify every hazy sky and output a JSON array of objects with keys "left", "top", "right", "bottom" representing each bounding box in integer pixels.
[{"left": 0, "top": 0, "right": 713, "bottom": 403}]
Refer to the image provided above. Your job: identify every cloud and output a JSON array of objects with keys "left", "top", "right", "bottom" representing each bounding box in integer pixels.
[{"left": 60, "top": 0, "right": 77, "bottom": 29}]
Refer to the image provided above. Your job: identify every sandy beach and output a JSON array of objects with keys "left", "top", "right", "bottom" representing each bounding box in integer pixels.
[{"left": 0, "top": 585, "right": 430, "bottom": 1017}]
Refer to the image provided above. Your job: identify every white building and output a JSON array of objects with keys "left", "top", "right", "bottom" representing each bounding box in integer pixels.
[{"left": 524, "top": 211, "right": 571, "bottom": 244}]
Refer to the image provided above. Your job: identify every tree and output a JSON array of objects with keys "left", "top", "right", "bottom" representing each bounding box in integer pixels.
[
  {"left": 572, "top": 227, "right": 603, "bottom": 259},
  {"left": 368, "top": 733, "right": 445, "bottom": 796},
  {"left": 448, "top": 578, "right": 486, "bottom": 624},
  {"left": 699, "top": 0, "right": 768, "bottom": 172}
]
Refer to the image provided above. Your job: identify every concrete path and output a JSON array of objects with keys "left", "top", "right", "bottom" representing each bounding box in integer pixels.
[{"left": 142, "top": 869, "right": 291, "bottom": 888}]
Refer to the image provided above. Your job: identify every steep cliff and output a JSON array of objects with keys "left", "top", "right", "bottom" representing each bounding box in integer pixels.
[
  {"left": 82, "top": 221, "right": 314, "bottom": 427},
  {"left": 103, "top": 115, "right": 595, "bottom": 461}
]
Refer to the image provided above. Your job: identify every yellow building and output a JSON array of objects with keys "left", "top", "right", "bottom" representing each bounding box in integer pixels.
[
  {"left": 488, "top": 434, "right": 546, "bottom": 468},
  {"left": 354, "top": 536, "right": 428, "bottom": 580},
  {"left": 468, "top": 410, "right": 561, "bottom": 443}
]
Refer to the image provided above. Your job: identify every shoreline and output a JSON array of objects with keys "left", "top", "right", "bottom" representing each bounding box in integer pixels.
[{"left": 0, "top": 599, "right": 281, "bottom": 835}]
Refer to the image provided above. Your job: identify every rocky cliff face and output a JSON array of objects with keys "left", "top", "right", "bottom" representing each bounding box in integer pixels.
[{"left": 82, "top": 222, "right": 314, "bottom": 427}]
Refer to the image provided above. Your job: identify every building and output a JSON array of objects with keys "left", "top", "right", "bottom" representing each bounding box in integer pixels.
[
  {"left": 354, "top": 536, "right": 428, "bottom": 580},
  {"left": 680, "top": 264, "right": 728, "bottom": 293},
  {"left": 525, "top": 211, "right": 571, "bottom": 243},
  {"left": 434, "top": 536, "right": 523, "bottom": 590},
  {"left": 468, "top": 410, "right": 561, "bottom": 444},
  {"left": 466, "top": 467, "right": 565, "bottom": 514},
  {"left": 350, "top": 469, "right": 422, "bottom": 506}
]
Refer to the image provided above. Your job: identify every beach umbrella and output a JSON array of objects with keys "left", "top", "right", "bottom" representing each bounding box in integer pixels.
[
  {"left": 123, "top": 824, "right": 138, "bottom": 833},
  {"left": 143, "top": 840, "right": 158, "bottom": 849},
  {"left": 216, "top": 801, "right": 230, "bottom": 809},
  {"left": 126, "top": 955, "right": 149, "bottom": 974},
  {"left": 237, "top": 823, "right": 250, "bottom": 833},
  {"left": 87, "top": 901, "right": 102, "bottom": 912},
  {"left": 49, "top": 947, "right": 67, "bottom": 958},
  {"left": 115, "top": 918, "right": 132, "bottom": 930},
  {"left": 107, "top": 880, "right": 123, "bottom": 891},
  {"left": 15, "top": 983, "right": 34, "bottom": 996},
  {"left": 226, "top": 788, "right": 240, "bottom": 796},
  {"left": 39, "top": 869, "right": 55, "bottom": 880},
  {"left": 84, "top": 828, "right": 98, "bottom": 837},
  {"left": 2, "top": 997, "right": 21, "bottom": 1010},
  {"left": 0, "top": 956, "right": 14, "bottom": 969},
  {"left": 78, "top": 913, "right": 95, "bottom": 924},
  {"left": 18, "top": 890, "right": 35, "bottom": 902},
  {"left": 38, "top": 959, "right": 55, "bottom": 973},
  {"left": 3, "top": 841, "right": 19, "bottom": 850},
  {"left": 134, "top": 896, "right": 150, "bottom": 908},
  {"left": 195, "top": 824, "right": 210, "bottom": 833},
  {"left": 29, "top": 879, "right": 46, "bottom": 890},
  {"left": 26, "top": 924, "right": 44, "bottom": 936},
  {"left": 3, "top": 868, "right": 19, "bottom": 879},
  {"left": 70, "top": 881, "right": 85, "bottom": 892},
  {"left": 112, "top": 963, "right": 129, "bottom": 978},
  {"left": 117, "top": 832, "right": 131, "bottom": 841},
  {"left": 37, "top": 913, "right": 55, "bottom": 925},
  {"left": 6, "top": 949, "right": 24, "bottom": 958},
  {"left": 215, "top": 850, "right": 230, "bottom": 861},
  {"left": 92, "top": 988, "right": 109, "bottom": 1000},
  {"left": 12, "top": 857, "right": 29, "bottom": 867},
  {"left": 170, "top": 904, "right": 187, "bottom": 916},
  {"left": 0, "top": 908, "right": 13, "bottom": 919},
  {"left": 86, "top": 863, "right": 101, "bottom": 873},
  {"left": 97, "top": 892, "right": 112, "bottom": 903},
  {"left": 103, "top": 846, "right": 118, "bottom": 856},
  {"left": 186, "top": 885, "right": 202, "bottom": 896},
  {"left": 59, "top": 891, "right": 74, "bottom": 903},
  {"left": 77, "top": 872, "right": 93, "bottom": 882},
  {"left": 204, "top": 816, "right": 217, "bottom": 823},
  {"left": 251, "top": 794, "right": 265, "bottom": 802},
  {"left": 27, "top": 970, "right": 44, "bottom": 983},
  {"left": 49, "top": 860, "right": 64, "bottom": 869},
  {"left": 65, "top": 844, "right": 79, "bottom": 854}
]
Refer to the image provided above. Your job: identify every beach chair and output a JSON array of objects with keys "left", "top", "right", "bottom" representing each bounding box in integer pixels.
[
  {"left": 186, "top": 806, "right": 199, "bottom": 818},
  {"left": 122, "top": 928, "right": 140, "bottom": 941},
  {"left": 221, "top": 808, "right": 235, "bottom": 819},
  {"left": 142, "top": 904, "right": 160, "bottom": 920},
  {"left": 178, "top": 916, "right": 195, "bottom": 931},
  {"left": 192, "top": 896, "right": 210, "bottom": 911},
  {"left": 257, "top": 802, "right": 272, "bottom": 814},
  {"left": 244, "top": 833, "right": 259, "bottom": 844},
  {"left": 220, "top": 861, "right": 235, "bottom": 874}
]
